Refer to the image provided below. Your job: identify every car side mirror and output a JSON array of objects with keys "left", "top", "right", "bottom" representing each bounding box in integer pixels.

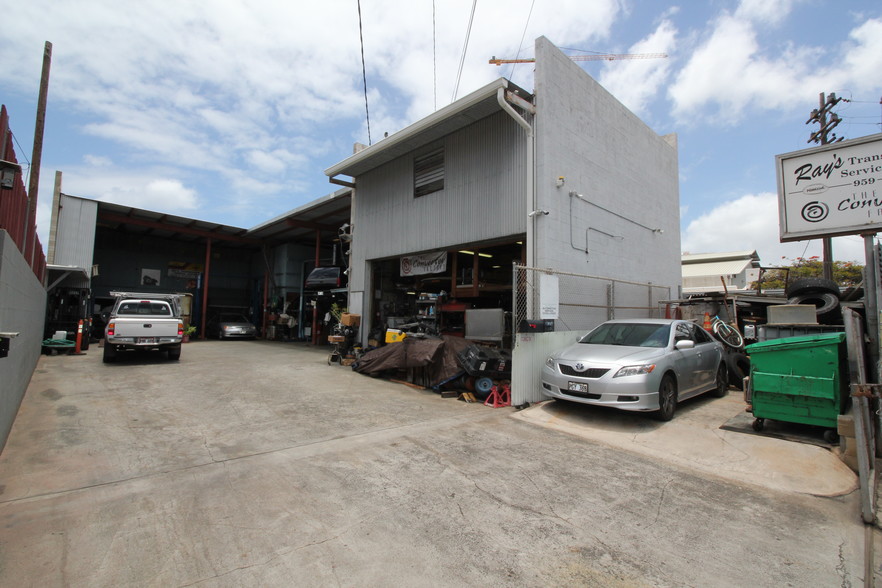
[{"left": 675, "top": 339, "right": 695, "bottom": 350}]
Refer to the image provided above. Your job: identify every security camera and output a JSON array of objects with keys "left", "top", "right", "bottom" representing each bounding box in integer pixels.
[{"left": 528, "top": 209, "right": 550, "bottom": 217}]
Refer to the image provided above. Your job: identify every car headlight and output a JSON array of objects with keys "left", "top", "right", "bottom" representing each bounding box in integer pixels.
[
  {"left": 614, "top": 364, "right": 656, "bottom": 378},
  {"left": 545, "top": 357, "right": 555, "bottom": 369}
]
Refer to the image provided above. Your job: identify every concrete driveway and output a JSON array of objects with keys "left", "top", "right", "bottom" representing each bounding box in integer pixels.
[{"left": 0, "top": 340, "right": 877, "bottom": 586}]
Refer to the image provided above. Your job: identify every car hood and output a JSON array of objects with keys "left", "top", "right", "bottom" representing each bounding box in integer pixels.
[
  {"left": 553, "top": 343, "right": 665, "bottom": 365},
  {"left": 223, "top": 321, "right": 255, "bottom": 329}
]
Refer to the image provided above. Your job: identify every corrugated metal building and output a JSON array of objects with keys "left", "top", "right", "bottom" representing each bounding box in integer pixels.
[{"left": 325, "top": 37, "right": 681, "bottom": 365}]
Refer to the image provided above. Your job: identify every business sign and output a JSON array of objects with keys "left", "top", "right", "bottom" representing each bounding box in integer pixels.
[
  {"left": 167, "top": 261, "right": 204, "bottom": 279},
  {"left": 777, "top": 133, "right": 882, "bottom": 242},
  {"left": 400, "top": 251, "right": 447, "bottom": 276},
  {"left": 539, "top": 273, "right": 559, "bottom": 319}
]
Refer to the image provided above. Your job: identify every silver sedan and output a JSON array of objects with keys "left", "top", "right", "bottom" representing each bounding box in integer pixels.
[
  {"left": 541, "top": 319, "right": 727, "bottom": 420},
  {"left": 209, "top": 313, "right": 258, "bottom": 339}
]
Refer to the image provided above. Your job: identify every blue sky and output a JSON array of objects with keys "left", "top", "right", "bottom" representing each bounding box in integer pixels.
[{"left": 2, "top": 0, "right": 881, "bottom": 264}]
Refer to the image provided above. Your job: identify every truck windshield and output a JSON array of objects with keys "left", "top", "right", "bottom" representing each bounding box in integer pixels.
[{"left": 117, "top": 302, "right": 172, "bottom": 316}]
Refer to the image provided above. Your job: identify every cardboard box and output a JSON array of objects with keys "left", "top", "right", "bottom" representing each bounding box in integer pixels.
[{"left": 341, "top": 313, "right": 361, "bottom": 327}]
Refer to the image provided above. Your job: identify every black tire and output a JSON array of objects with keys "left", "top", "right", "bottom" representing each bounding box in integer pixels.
[
  {"left": 102, "top": 343, "right": 116, "bottom": 363},
  {"left": 752, "top": 418, "right": 764, "bottom": 432},
  {"left": 786, "top": 277, "right": 839, "bottom": 298},
  {"left": 655, "top": 375, "right": 678, "bottom": 421},
  {"left": 823, "top": 429, "right": 839, "bottom": 444},
  {"left": 711, "top": 363, "right": 728, "bottom": 398},
  {"left": 167, "top": 345, "right": 181, "bottom": 361},
  {"left": 787, "top": 292, "right": 840, "bottom": 316},
  {"left": 726, "top": 353, "right": 750, "bottom": 391}
]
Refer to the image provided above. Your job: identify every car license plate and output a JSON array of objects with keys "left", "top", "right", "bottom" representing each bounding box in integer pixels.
[
  {"left": 568, "top": 381, "right": 588, "bottom": 394},
  {"left": 139, "top": 337, "right": 156, "bottom": 344}
]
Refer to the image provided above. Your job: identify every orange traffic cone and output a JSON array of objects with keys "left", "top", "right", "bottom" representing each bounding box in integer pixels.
[{"left": 703, "top": 312, "right": 712, "bottom": 331}]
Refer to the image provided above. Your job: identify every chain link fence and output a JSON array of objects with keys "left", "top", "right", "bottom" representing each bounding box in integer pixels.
[{"left": 512, "top": 264, "right": 672, "bottom": 345}]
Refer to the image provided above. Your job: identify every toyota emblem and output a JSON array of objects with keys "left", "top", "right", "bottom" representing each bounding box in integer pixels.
[{"left": 574, "top": 362, "right": 586, "bottom": 372}]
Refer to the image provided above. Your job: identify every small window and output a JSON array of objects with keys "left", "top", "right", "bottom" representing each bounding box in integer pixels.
[
  {"left": 692, "top": 325, "right": 713, "bottom": 344},
  {"left": 414, "top": 148, "right": 444, "bottom": 198},
  {"left": 674, "top": 323, "right": 692, "bottom": 342}
]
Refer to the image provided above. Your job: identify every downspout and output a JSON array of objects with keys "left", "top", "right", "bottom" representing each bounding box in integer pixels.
[{"left": 497, "top": 87, "right": 535, "bottom": 313}]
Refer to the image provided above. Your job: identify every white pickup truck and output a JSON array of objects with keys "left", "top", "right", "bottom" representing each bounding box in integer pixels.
[{"left": 103, "top": 292, "right": 184, "bottom": 363}]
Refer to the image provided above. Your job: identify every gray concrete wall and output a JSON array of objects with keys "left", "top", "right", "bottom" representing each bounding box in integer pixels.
[
  {"left": 0, "top": 230, "right": 47, "bottom": 452},
  {"left": 533, "top": 36, "right": 681, "bottom": 324}
]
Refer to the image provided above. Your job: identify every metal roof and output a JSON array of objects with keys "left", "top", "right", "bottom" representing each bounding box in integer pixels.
[
  {"left": 682, "top": 258, "right": 756, "bottom": 278},
  {"left": 246, "top": 188, "right": 352, "bottom": 244},
  {"left": 93, "top": 199, "right": 257, "bottom": 249},
  {"left": 86, "top": 189, "right": 352, "bottom": 250},
  {"left": 325, "top": 78, "right": 533, "bottom": 179},
  {"left": 681, "top": 250, "right": 759, "bottom": 265}
]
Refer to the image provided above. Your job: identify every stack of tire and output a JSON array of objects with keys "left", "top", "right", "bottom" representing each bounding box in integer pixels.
[{"left": 785, "top": 277, "right": 843, "bottom": 325}]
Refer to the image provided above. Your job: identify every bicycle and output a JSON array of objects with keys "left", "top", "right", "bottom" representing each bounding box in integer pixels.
[{"left": 710, "top": 315, "right": 744, "bottom": 349}]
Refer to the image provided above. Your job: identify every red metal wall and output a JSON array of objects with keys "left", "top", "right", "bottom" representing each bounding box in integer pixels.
[{"left": 0, "top": 105, "right": 46, "bottom": 283}]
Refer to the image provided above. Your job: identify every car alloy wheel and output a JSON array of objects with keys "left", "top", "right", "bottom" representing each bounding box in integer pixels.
[{"left": 656, "top": 375, "right": 677, "bottom": 421}]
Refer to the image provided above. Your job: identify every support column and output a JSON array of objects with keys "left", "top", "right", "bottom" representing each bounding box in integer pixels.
[
  {"left": 312, "top": 229, "right": 321, "bottom": 345},
  {"left": 200, "top": 237, "right": 211, "bottom": 339}
]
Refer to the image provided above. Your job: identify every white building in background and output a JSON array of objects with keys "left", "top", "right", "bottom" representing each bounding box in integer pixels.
[{"left": 681, "top": 250, "right": 761, "bottom": 294}]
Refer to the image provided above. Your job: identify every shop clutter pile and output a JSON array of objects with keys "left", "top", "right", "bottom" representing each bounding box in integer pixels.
[{"left": 349, "top": 335, "right": 513, "bottom": 407}]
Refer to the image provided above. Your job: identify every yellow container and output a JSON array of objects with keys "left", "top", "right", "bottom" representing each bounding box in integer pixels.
[{"left": 385, "top": 329, "right": 407, "bottom": 343}]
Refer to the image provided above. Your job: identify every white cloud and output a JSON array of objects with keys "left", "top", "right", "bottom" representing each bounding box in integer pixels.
[
  {"left": 83, "top": 155, "right": 112, "bottom": 167},
  {"left": 598, "top": 19, "right": 677, "bottom": 116},
  {"left": 669, "top": 15, "right": 817, "bottom": 122},
  {"left": 840, "top": 19, "right": 882, "bottom": 86},
  {"left": 681, "top": 192, "right": 867, "bottom": 264},
  {"left": 735, "top": 0, "right": 799, "bottom": 25},
  {"left": 96, "top": 181, "right": 198, "bottom": 214},
  {"left": 668, "top": 12, "right": 882, "bottom": 124},
  {"left": 54, "top": 167, "right": 200, "bottom": 215}
]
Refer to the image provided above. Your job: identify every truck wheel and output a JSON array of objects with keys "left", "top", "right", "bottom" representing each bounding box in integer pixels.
[
  {"left": 167, "top": 346, "right": 181, "bottom": 361},
  {"left": 103, "top": 343, "right": 116, "bottom": 363},
  {"left": 785, "top": 277, "right": 839, "bottom": 298}
]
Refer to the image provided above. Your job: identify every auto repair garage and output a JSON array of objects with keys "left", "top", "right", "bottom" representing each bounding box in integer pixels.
[
  {"left": 325, "top": 37, "right": 681, "bottom": 402},
  {"left": 46, "top": 188, "right": 353, "bottom": 345}
]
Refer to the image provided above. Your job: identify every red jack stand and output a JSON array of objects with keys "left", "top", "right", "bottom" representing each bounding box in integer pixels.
[{"left": 484, "top": 383, "right": 511, "bottom": 408}]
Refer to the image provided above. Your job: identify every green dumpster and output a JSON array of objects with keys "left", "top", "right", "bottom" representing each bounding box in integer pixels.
[{"left": 745, "top": 332, "right": 849, "bottom": 431}]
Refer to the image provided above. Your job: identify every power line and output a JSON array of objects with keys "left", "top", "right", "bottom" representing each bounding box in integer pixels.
[
  {"left": 452, "top": 0, "right": 477, "bottom": 103},
  {"left": 508, "top": 0, "right": 536, "bottom": 80},
  {"left": 9, "top": 132, "right": 31, "bottom": 167},
  {"left": 356, "top": 0, "right": 372, "bottom": 145}
]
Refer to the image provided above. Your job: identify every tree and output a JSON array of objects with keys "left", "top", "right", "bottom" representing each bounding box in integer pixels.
[{"left": 752, "top": 256, "right": 863, "bottom": 290}]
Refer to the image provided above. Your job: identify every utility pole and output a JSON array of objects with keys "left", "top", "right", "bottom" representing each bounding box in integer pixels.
[
  {"left": 806, "top": 91, "right": 845, "bottom": 281},
  {"left": 23, "top": 41, "right": 52, "bottom": 265}
]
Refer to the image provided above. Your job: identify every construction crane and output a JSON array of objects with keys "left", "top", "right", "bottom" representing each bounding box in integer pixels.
[{"left": 489, "top": 53, "right": 667, "bottom": 65}]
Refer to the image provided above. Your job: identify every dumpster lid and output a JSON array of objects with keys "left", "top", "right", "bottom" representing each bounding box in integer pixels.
[{"left": 745, "top": 332, "right": 846, "bottom": 353}]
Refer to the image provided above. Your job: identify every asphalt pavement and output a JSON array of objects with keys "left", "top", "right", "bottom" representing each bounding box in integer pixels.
[{"left": 0, "top": 339, "right": 878, "bottom": 586}]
